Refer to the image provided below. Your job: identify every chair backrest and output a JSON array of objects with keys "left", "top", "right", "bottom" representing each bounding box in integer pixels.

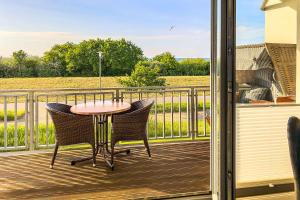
[
  {"left": 129, "top": 100, "right": 154, "bottom": 114},
  {"left": 112, "top": 100, "right": 154, "bottom": 123},
  {"left": 131, "top": 100, "right": 154, "bottom": 122},
  {"left": 45, "top": 103, "right": 73, "bottom": 116},
  {"left": 287, "top": 116, "right": 300, "bottom": 199},
  {"left": 45, "top": 103, "right": 94, "bottom": 145}
]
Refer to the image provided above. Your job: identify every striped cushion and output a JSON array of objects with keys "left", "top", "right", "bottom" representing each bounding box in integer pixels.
[{"left": 240, "top": 87, "right": 271, "bottom": 103}]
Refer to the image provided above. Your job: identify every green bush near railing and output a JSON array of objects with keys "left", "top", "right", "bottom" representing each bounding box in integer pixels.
[
  {"left": 0, "top": 120, "right": 210, "bottom": 148},
  {"left": 0, "top": 110, "right": 25, "bottom": 121},
  {"left": 153, "top": 101, "right": 210, "bottom": 113},
  {"left": 0, "top": 125, "right": 26, "bottom": 146}
]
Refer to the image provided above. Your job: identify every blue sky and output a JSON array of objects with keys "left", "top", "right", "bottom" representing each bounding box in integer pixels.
[{"left": 0, "top": 0, "right": 264, "bottom": 57}]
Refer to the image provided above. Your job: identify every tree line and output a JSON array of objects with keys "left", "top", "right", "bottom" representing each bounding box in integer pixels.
[{"left": 0, "top": 38, "right": 210, "bottom": 78}]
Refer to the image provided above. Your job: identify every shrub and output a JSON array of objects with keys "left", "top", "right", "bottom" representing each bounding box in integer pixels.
[
  {"left": 119, "top": 61, "right": 166, "bottom": 87},
  {"left": 152, "top": 52, "right": 178, "bottom": 75},
  {"left": 0, "top": 110, "right": 25, "bottom": 121},
  {"left": 178, "top": 58, "right": 210, "bottom": 76}
]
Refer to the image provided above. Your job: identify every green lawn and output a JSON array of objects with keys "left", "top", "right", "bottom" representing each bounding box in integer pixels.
[
  {"left": 0, "top": 119, "right": 210, "bottom": 148},
  {"left": 154, "top": 101, "right": 210, "bottom": 113},
  {"left": 0, "top": 76, "right": 209, "bottom": 90},
  {"left": 0, "top": 110, "right": 25, "bottom": 121}
]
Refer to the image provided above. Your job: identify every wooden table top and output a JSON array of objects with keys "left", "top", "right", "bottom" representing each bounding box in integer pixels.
[{"left": 70, "top": 101, "right": 131, "bottom": 115}]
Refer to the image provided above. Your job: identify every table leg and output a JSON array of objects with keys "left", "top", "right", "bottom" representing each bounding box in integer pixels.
[
  {"left": 69, "top": 114, "right": 129, "bottom": 170},
  {"left": 103, "top": 115, "right": 130, "bottom": 170}
]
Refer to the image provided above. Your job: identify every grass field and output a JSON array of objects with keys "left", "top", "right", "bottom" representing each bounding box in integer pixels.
[
  {"left": 0, "top": 110, "right": 25, "bottom": 121},
  {"left": 0, "top": 100, "right": 210, "bottom": 122},
  {"left": 0, "top": 76, "right": 210, "bottom": 90},
  {"left": 0, "top": 120, "right": 210, "bottom": 148}
]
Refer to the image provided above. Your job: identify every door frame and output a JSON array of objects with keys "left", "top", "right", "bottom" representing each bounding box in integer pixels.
[
  {"left": 219, "top": 0, "right": 236, "bottom": 199},
  {"left": 211, "top": 0, "right": 236, "bottom": 199}
]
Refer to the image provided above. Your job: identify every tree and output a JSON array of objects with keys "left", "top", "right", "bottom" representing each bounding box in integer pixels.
[
  {"left": 64, "top": 38, "right": 143, "bottom": 76},
  {"left": 12, "top": 50, "right": 27, "bottom": 76},
  {"left": 12, "top": 50, "right": 27, "bottom": 65},
  {"left": 119, "top": 61, "right": 166, "bottom": 87},
  {"left": 43, "top": 42, "right": 75, "bottom": 76},
  {"left": 65, "top": 39, "right": 102, "bottom": 75},
  {"left": 24, "top": 57, "right": 40, "bottom": 77},
  {"left": 101, "top": 38, "right": 144, "bottom": 75},
  {"left": 152, "top": 52, "right": 178, "bottom": 75}
]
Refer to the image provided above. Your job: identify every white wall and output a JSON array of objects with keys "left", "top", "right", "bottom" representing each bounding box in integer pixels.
[{"left": 264, "top": 0, "right": 297, "bottom": 44}]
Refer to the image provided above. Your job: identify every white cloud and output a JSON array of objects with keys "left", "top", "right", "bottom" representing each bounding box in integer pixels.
[
  {"left": 0, "top": 31, "right": 78, "bottom": 39},
  {"left": 236, "top": 25, "right": 264, "bottom": 44},
  {"left": 0, "top": 31, "right": 88, "bottom": 56}
]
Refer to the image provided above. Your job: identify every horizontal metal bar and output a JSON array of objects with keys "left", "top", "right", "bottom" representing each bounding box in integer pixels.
[
  {"left": 36, "top": 91, "right": 114, "bottom": 98},
  {"left": 0, "top": 94, "right": 28, "bottom": 97},
  {"left": 0, "top": 146, "right": 27, "bottom": 151},
  {"left": 121, "top": 89, "right": 192, "bottom": 94},
  {"left": 0, "top": 85, "right": 210, "bottom": 93}
]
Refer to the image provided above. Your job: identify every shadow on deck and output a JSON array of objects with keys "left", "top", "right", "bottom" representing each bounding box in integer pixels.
[{"left": 0, "top": 141, "right": 210, "bottom": 200}]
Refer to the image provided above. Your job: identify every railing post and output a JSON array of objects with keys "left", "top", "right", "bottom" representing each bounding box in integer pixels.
[
  {"left": 28, "top": 91, "right": 35, "bottom": 151},
  {"left": 190, "top": 87, "right": 196, "bottom": 140},
  {"left": 115, "top": 88, "right": 120, "bottom": 102}
]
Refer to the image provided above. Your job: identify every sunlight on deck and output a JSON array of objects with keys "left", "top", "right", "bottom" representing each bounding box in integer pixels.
[{"left": 0, "top": 141, "right": 209, "bottom": 199}]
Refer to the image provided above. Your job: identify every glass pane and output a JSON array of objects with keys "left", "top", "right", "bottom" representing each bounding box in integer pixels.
[
  {"left": 236, "top": 0, "right": 297, "bottom": 198},
  {"left": 0, "top": 0, "right": 214, "bottom": 199}
]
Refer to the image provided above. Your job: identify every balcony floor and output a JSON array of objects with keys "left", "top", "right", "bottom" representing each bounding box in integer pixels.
[{"left": 0, "top": 141, "right": 210, "bottom": 200}]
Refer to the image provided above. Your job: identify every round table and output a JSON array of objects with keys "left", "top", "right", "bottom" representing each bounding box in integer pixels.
[
  {"left": 71, "top": 100, "right": 131, "bottom": 169},
  {"left": 71, "top": 101, "right": 131, "bottom": 116}
]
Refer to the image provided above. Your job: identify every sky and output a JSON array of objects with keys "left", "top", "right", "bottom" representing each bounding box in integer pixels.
[{"left": 0, "top": 0, "right": 264, "bottom": 58}]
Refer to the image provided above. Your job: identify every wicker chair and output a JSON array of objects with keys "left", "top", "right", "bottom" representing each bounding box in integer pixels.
[
  {"left": 46, "top": 103, "right": 96, "bottom": 169},
  {"left": 111, "top": 100, "right": 154, "bottom": 167}
]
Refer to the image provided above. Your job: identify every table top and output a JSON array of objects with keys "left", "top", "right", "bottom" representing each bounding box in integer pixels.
[{"left": 70, "top": 101, "right": 131, "bottom": 115}]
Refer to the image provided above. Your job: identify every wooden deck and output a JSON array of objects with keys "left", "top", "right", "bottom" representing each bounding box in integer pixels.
[
  {"left": 238, "top": 192, "right": 295, "bottom": 200},
  {"left": 0, "top": 141, "right": 210, "bottom": 200}
]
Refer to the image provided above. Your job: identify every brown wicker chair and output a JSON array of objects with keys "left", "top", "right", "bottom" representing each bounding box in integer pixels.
[
  {"left": 46, "top": 103, "right": 96, "bottom": 169},
  {"left": 111, "top": 100, "right": 154, "bottom": 167}
]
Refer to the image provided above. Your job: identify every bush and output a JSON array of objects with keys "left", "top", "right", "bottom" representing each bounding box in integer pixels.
[
  {"left": 0, "top": 110, "right": 25, "bottom": 121},
  {"left": 0, "top": 64, "right": 15, "bottom": 78},
  {"left": 152, "top": 52, "right": 178, "bottom": 75},
  {"left": 119, "top": 61, "right": 166, "bottom": 87},
  {"left": 178, "top": 58, "right": 210, "bottom": 76},
  {"left": 152, "top": 53, "right": 210, "bottom": 76},
  {"left": 153, "top": 101, "right": 210, "bottom": 114}
]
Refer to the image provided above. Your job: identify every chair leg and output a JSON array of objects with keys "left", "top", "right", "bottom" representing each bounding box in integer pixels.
[
  {"left": 50, "top": 143, "right": 59, "bottom": 169},
  {"left": 143, "top": 137, "right": 151, "bottom": 158},
  {"left": 92, "top": 144, "right": 96, "bottom": 167}
]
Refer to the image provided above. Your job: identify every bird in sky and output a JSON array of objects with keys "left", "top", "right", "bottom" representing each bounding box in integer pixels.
[{"left": 169, "top": 26, "right": 175, "bottom": 31}]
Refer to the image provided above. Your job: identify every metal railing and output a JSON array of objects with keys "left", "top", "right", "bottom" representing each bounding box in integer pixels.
[{"left": 0, "top": 86, "right": 210, "bottom": 151}]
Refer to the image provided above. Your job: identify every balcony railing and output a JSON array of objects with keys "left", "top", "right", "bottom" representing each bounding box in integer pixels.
[{"left": 0, "top": 86, "right": 210, "bottom": 151}]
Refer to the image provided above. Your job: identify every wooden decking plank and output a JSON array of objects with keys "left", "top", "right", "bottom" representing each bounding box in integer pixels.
[{"left": 0, "top": 141, "right": 210, "bottom": 200}]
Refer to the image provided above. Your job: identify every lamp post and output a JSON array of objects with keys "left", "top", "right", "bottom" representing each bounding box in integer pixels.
[{"left": 98, "top": 51, "right": 102, "bottom": 90}]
